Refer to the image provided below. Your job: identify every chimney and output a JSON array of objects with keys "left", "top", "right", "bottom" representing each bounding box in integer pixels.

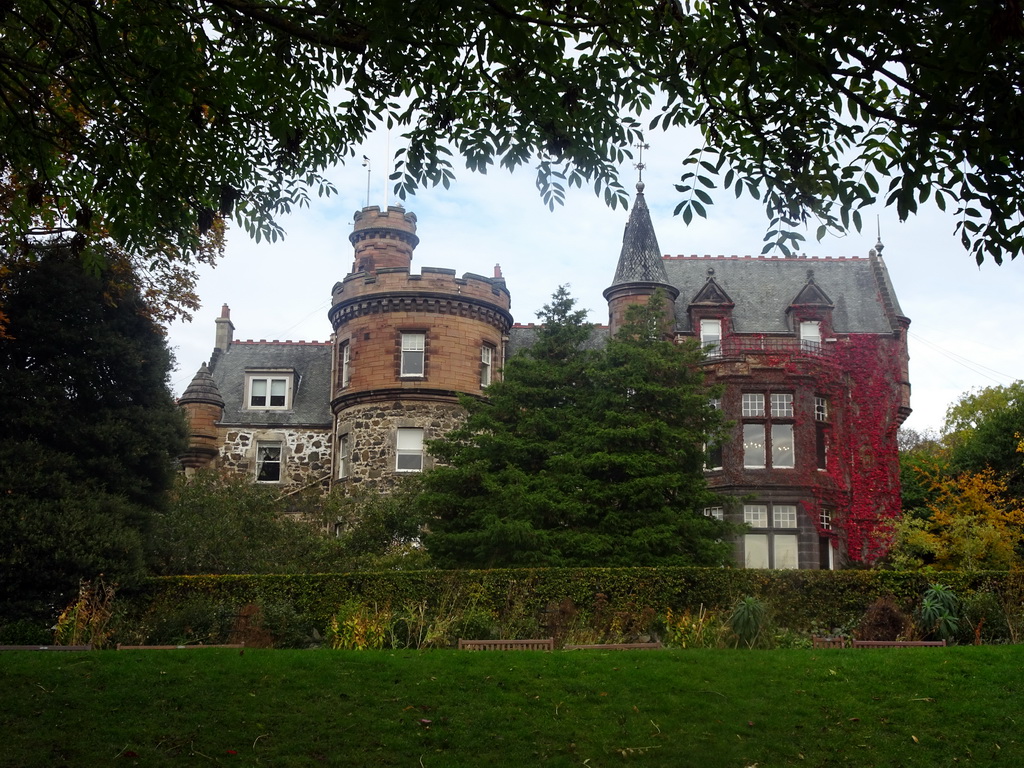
[{"left": 215, "top": 304, "right": 234, "bottom": 352}]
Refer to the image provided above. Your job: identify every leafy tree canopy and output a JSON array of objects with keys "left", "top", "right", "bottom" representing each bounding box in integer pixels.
[
  {"left": 421, "top": 288, "right": 732, "bottom": 568},
  {"left": 945, "top": 383, "right": 1024, "bottom": 501},
  {"left": 0, "top": 251, "right": 186, "bottom": 619},
  {"left": 2, "top": 0, "right": 1022, "bottom": 270}
]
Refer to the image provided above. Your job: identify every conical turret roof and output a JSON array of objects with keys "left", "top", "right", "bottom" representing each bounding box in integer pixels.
[
  {"left": 609, "top": 183, "right": 671, "bottom": 287},
  {"left": 179, "top": 363, "right": 225, "bottom": 407}
]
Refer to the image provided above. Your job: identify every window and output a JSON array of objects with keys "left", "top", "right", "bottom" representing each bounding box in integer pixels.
[
  {"left": 816, "top": 423, "right": 828, "bottom": 470},
  {"left": 771, "top": 393, "right": 793, "bottom": 418},
  {"left": 248, "top": 375, "right": 291, "bottom": 409},
  {"left": 814, "top": 396, "right": 829, "bottom": 421},
  {"left": 743, "top": 392, "right": 795, "bottom": 470},
  {"left": 396, "top": 428, "right": 424, "bottom": 472},
  {"left": 772, "top": 424, "right": 795, "bottom": 468},
  {"left": 480, "top": 344, "right": 493, "bottom": 387},
  {"left": 705, "top": 441, "right": 724, "bottom": 471},
  {"left": 709, "top": 397, "right": 722, "bottom": 411},
  {"left": 744, "top": 504, "right": 768, "bottom": 527},
  {"left": 800, "top": 320, "right": 821, "bottom": 350},
  {"left": 743, "top": 423, "right": 766, "bottom": 468},
  {"left": 256, "top": 442, "right": 282, "bottom": 482},
  {"left": 700, "top": 318, "right": 722, "bottom": 357},
  {"left": 742, "top": 393, "right": 764, "bottom": 417},
  {"left": 704, "top": 506, "right": 724, "bottom": 521},
  {"left": 338, "top": 433, "right": 350, "bottom": 479},
  {"left": 400, "top": 332, "right": 425, "bottom": 377},
  {"left": 340, "top": 342, "right": 351, "bottom": 389},
  {"left": 820, "top": 508, "right": 832, "bottom": 530},
  {"left": 819, "top": 536, "right": 835, "bottom": 570},
  {"left": 744, "top": 503, "right": 801, "bottom": 569},
  {"left": 773, "top": 505, "right": 798, "bottom": 528}
]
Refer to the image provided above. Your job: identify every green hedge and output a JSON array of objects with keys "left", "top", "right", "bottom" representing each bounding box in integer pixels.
[{"left": 122, "top": 567, "right": 1024, "bottom": 637}]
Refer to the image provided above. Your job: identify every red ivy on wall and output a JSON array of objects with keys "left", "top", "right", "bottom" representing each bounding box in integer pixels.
[{"left": 807, "top": 336, "right": 903, "bottom": 563}]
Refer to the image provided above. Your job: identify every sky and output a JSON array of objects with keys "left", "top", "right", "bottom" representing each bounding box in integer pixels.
[{"left": 165, "top": 129, "right": 1024, "bottom": 436}]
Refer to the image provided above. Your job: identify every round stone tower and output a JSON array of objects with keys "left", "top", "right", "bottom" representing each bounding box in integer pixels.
[
  {"left": 178, "top": 363, "right": 225, "bottom": 473},
  {"left": 328, "top": 205, "right": 513, "bottom": 488}
]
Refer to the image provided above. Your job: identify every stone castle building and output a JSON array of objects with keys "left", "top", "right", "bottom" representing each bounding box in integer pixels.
[{"left": 180, "top": 188, "right": 910, "bottom": 569}]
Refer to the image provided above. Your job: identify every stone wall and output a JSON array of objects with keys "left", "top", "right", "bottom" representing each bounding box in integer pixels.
[
  {"left": 335, "top": 400, "right": 467, "bottom": 489},
  {"left": 218, "top": 427, "right": 333, "bottom": 489}
]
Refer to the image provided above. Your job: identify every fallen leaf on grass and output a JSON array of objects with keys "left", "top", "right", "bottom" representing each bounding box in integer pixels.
[{"left": 912, "top": 736, "right": 919, "bottom": 743}]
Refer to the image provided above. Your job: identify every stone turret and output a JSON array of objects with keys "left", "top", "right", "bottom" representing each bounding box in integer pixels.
[
  {"left": 178, "top": 363, "right": 225, "bottom": 472},
  {"left": 329, "top": 206, "right": 513, "bottom": 488},
  {"left": 603, "top": 183, "right": 679, "bottom": 337},
  {"left": 349, "top": 205, "right": 420, "bottom": 273}
]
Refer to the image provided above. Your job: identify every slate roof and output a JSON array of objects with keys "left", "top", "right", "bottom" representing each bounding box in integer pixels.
[
  {"left": 207, "top": 341, "right": 333, "bottom": 427},
  {"left": 664, "top": 255, "right": 905, "bottom": 335},
  {"left": 608, "top": 184, "right": 672, "bottom": 288},
  {"left": 506, "top": 325, "right": 610, "bottom": 357}
]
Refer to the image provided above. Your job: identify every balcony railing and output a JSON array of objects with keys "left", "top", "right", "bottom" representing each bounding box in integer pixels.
[{"left": 703, "top": 336, "right": 836, "bottom": 361}]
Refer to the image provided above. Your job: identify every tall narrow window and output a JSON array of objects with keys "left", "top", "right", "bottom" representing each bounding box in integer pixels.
[
  {"left": 340, "top": 342, "right": 351, "bottom": 389},
  {"left": 400, "top": 332, "right": 425, "bottom": 377},
  {"left": 396, "top": 428, "right": 424, "bottom": 472},
  {"left": 814, "top": 396, "right": 829, "bottom": 421},
  {"left": 743, "top": 424, "right": 766, "bottom": 468},
  {"left": 816, "top": 424, "right": 828, "bottom": 470},
  {"left": 338, "top": 434, "right": 350, "bottom": 479},
  {"left": 256, "top": 442, "right": 282, "bottom": 482},
  {"left": 772, "top": 424, "right": 795, "bottom": 468},
  {"left": 480, "top": 344, "right": 493, "bottom": 387},
  {"left": 700, "top": 318, "right": 722, "bottom": 357},
  {"left": 800, "top": 320, "right": 821, "bottom": 350},
  {"left": 773, "top": 536, "right": 800, "bottom": 569}
]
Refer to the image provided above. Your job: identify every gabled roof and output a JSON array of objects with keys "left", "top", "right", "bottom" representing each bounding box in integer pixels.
[
  {"left": 208, "top": 341, "right": 333, "bottom": 427},
  {"left": 788, "top": 271, "right": 834, "bottom": 308},
  {"left": 689, "top": 274, "right": 734, "bottom": 307},
  {"left": 665, "top": 255, "right": 904, "bottom": 334},
  {"left": 608, "top": 183, "right": 672, "bottom": 288}
]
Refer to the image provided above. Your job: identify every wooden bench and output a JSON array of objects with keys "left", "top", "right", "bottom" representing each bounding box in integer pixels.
[
  {"left": 0, "top": 644, "right": 92, "bottom": 652},
  {"left": 458, "top": 638, "right": 554, "bottom": 651},
  {"left": 851, "top": 640, "right": 947, "bottom": 648},
  {"left": 563, "top": 642, "right": 664, "bottom": 650},
  {"left": 116, "top": 644, "right": 245, "bottom": 650},
  {"left": 812, "top": 636, "right": 847, "bottom": 649}
]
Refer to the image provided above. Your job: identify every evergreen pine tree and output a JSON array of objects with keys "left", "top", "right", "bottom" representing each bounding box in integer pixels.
[{"left": 422, "top": 288, "right": 732, "bottom": 568}]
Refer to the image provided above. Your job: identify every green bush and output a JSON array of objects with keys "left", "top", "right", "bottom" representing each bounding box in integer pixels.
[{"left": 110, "top": 567, "right": 1024, "bottom": 649}]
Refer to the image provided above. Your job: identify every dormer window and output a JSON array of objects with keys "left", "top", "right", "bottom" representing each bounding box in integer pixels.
[{"left": 246, "top": 372, "right": 293, "bottom": 410}]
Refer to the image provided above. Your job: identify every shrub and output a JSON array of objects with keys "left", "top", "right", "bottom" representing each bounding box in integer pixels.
[
  {"left": 857, "top": 596, "right": 912, "bottom": 641},
  {"left": 729, "top": 596, "right": 771, "bottom": 649}
]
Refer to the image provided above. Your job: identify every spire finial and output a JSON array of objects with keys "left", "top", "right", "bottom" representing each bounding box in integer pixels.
[
  {"left": 634, "top": 140, "right": 650, "bottom": 187},
  {"left": 875, "top": 215, "right": 884, "bottom": 255}
]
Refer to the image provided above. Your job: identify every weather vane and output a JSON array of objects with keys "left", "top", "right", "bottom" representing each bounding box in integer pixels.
[
  {"left": 634, "top": 141, "right": 650, "bottom": 184},
  {"left": 362, "top": 155, "right": 372, "bottom": 208}
]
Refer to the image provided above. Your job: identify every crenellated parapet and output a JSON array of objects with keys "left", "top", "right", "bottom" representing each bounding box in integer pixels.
[{"left": 328, "top": 267, "right": 512, "bottom": 334}]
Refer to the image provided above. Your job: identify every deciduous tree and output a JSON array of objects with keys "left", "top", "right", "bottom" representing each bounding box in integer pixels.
[{"left": 2, "top": 0, "right": 1022, "bottom": 274}]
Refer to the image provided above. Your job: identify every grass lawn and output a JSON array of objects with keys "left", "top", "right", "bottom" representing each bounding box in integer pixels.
[{"left": 1, "top": 646, "right": 1022, "bottom": 767}]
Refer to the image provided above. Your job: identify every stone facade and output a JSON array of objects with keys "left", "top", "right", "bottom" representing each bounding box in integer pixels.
[
  {"left": 178, "top": 191, "right": 910, "bottom": 570},
  {"left": 335, "top": 401, "right": 467, "bottom": 487}
]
